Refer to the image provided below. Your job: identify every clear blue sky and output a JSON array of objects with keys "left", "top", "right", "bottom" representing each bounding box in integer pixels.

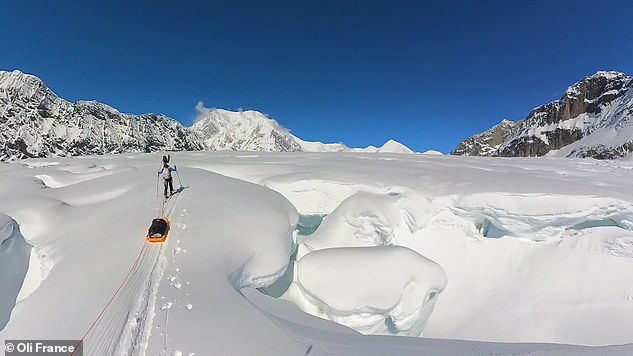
[{"left": 2, "top": 0, "right": 633, "bottom": 153}]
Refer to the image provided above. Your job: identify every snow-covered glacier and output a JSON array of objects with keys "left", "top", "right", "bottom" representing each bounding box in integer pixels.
[{"left": 1, "top": 151, "right": 632, "bottom": 355}]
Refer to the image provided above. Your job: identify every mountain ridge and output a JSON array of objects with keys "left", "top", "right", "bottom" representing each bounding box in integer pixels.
[
  {"left": 0, "top": 70, "right": 413, "bottom": 160},
  {"left": 452, "top": 71, "right": 633, "bottom": 159}
]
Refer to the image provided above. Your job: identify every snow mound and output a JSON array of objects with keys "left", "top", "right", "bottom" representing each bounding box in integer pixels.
[
  {"left": 285, "top": 191, "right": 445, "bottom": 336},
  {"left": 0, "top": 215, "right": 31, "bottom": 331},
  {"left": 299, "top": 191, "right": 430, "bottom": 257},
  {"left": 294, "top": 246, "right": 446, "bottom": 336},
  {"left": 422, "top": 150, "right": 444, "bottom": 155}
]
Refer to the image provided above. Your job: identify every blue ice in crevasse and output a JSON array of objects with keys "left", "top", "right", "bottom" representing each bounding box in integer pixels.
[
  {"left": 296, "top": 214, "right": 325, "bottom": 237},
  {"left": 569, "top": 218, "right": 620, "bottom": 230},
  {"left": 259, "top": 215, "right": 326, "bottom": 298},
  {"left": 480, "top": 218, "right": 509, "bottom": 239}
]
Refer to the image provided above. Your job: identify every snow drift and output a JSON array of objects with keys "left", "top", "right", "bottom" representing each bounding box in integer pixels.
[{"left": 294, "top": 246, "right": 446, "bottom": 336}]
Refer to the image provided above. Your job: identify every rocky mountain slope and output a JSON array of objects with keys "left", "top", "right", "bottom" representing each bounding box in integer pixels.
[
  {"left": 452, "top": 119, "right": 518, "bottom": 156},
  {"left": 0, "top": 70, "right": 413, "bottom": 161},
  {"left": 452, "top": 71, "right": 633, "bottom": 159},
  {"left": 0, "top": 70, "right": 205, "bottom": 161}
]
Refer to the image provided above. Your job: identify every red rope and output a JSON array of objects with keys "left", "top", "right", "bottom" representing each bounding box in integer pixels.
[
  {"left": 71, "top": 242, "right": 148, "bottom": 355},
  {"left": 72, "top": 189, "right": 181, "bottom": 354}
]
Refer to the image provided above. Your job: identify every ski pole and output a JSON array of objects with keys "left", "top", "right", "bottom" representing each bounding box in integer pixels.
[
  {"left": 156, "top": 173, "right": 159, "bottom": 197},
  {"left": 176, "top": 169, "right": 184, "bottom": 188}
]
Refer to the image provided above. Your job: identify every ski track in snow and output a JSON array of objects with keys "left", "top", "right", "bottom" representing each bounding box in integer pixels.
[
  {"left": 82, "top": 242, "right": 166, "bottom": 355},
  {"left": 156, "top": 204, "right": 193, "bottom": 356},
  {"left": 82, "top": 193, "right": 182, "bottom": 356}
]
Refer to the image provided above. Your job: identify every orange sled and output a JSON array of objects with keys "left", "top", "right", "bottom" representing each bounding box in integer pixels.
[{"left": 147, "top": 217, "right": 170, "bottom": 243}]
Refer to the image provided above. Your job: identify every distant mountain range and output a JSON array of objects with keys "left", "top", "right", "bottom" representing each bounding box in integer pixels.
[
  {"left": 0, "top": 70, "right": 412, "bottom": 161},
  {"left": 452, "top": 71, "right": 633, "bottom": 159}
]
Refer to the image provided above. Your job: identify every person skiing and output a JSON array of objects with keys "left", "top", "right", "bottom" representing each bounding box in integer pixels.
[
  {"left": 159, "top": 162, "right": 177, "bottom": 198},
  {"left": 162, "top": 154, "right": 170, "bottom": 165}
]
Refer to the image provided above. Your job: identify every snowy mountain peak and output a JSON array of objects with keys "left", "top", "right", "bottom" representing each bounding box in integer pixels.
[
  {"left": 190, "top": 102, "right": 410, "bottom": 153},
  {"left": 191, "top": 103, "right": 303, "bottom": 152},
  {"left": 564, "top": 70, "right": 631, "bottom": 99},
  {"left": 378, "top": 139, "right": 414, "bottom": 153},
  {"left": 0, "top": 69, "right": 44, "bottom": 89},
  {"left": 453, "top": 70, "right": 633, "bottom": 159},
  {"left": 590, "top": 70, "right": 629, "bottom": 80},
  {"left": 0, "top": 70, "right": 416, "bottom": 160},
  {"left": 0, "top": 70, "right": 60, "bottom": 109}
]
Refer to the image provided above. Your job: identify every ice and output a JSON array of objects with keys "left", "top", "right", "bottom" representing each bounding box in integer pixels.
[
  {"left": 296, "top": 214, "right": 325, "bottom": 236},
  {"left": 0, "top": 215, "right": 31, "bottom": 330}
]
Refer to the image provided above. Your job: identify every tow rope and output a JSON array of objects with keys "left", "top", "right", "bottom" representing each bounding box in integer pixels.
[{"left": 72, "top": 180, "right": 184, "bottom": 355}]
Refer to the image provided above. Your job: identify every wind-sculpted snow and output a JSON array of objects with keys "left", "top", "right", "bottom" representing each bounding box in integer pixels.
[
  {"left": 294, "top": 246, "right": 447, "bottom": 336},
  {"left": 0, "top": 215, "right": 30, "bottom": 331},
  {"left": 202, "top": 151, "right": 633, "bottom": 347},
  {"left": 1, "top": 151, "right": 632, "bottom": 355},
  {"left": 298, "top": 191, "right": 428, "bottom": 256},
  {"left": 283, "top": 191, "right": 446, "bottom": 336}
]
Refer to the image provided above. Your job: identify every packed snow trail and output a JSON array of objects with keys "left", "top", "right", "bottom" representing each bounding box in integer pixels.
[
  {"left": 81, "top": 192, "right": 183, "bottom": 355},
  {"left": 80, "top": 242, "right": 164, "bottom": 355}
]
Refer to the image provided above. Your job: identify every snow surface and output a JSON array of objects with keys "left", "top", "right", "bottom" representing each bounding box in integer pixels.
[{"left": 1, "top": 151, "right": 633, "bottom": 355}]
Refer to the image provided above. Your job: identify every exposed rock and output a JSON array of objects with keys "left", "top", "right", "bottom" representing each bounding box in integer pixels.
[
  {"left": 452, "top": 119, "right": 518, "bottom": 156},
  {"left": 0, "top": 70, "right": 205, "bottom": 161},
  {"left": 453, "top": 71, "right": 633, "bottom": 159}
]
